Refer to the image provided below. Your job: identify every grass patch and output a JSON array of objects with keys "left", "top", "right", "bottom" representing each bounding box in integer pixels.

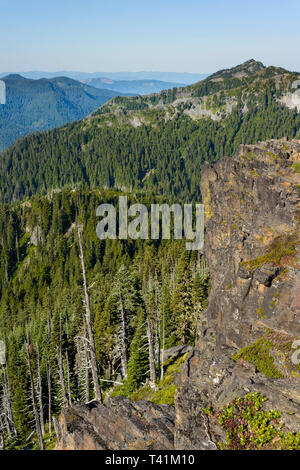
[
  {"left": 250, "top": 169, "right": 259, "bottom": 178},
  {"left": 292, "top": 163, "right": 300, "bottom": 173},
  {"left": 241, "top": 232, "right": 299, "bottom": 271},
  {"left": 257, "top": 308, "right": 266, "bottom": 319},
  {"left": 232, "top": 330, "right": 300, "bottom": 379},
  {"left": 110, "top": 352, "right": 189, "bottom": 406},
  {"left": 232, "top": 334, "right": 283, "bottom": 379}
]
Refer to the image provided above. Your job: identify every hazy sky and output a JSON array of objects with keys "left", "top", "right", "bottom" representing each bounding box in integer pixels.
[{"left": 1, "top": 0, "right": 300, "bottom": 73}]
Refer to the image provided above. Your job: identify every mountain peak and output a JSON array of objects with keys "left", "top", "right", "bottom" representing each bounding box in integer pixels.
[
  {"left": 1, "top": 73, "right": 27, "bottom": 81},
  {"left": 242, "top": 58, "right": 265, "bottom": 68},
  {"left": 209, "top": 59, "right": 265, "bottom": 80}
]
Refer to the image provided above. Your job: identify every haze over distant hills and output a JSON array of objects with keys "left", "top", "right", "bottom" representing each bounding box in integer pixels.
[
  {"left": 0, "top": 74, "right": 125, "bottom": 152},
  {"left": 0, "top": 71, "right": 209, "bottom": 85},
  {"left": 80, "top": 77, "right": 185, "bottom": 95}
]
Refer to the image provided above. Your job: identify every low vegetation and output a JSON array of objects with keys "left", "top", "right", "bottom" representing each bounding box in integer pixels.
[
  {"left": 241, "top": 232, "right": 299, "bottom": 271},
  {"left": 214, "top": 393, "right": 300, "bottom": 450},
  {"left": 110, "top": 352, "right": 190, "bottom": 406}
]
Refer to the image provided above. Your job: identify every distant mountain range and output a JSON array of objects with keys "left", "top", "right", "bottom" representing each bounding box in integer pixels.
[
  {"left": 80, "top": 77, "right": 185, "bottom": 94},
  {"left": 0, "top": 71, "right": 209, "bottom": 85},
  {"left": 0, "top": 74, "right": 126, "bottom": 152}
]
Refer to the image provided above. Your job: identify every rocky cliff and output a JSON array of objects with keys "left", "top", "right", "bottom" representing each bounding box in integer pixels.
[
  {"left": 176, "top": 138, "right": 300, "bottom": 449},
  {"left": 55, "top": 139, "right": 300, "bottom": 450}
]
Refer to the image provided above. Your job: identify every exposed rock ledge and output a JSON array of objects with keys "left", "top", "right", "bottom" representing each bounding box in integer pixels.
[
  {"left": 55, "top": 139, "right": 300, "bottom": 450},
  {"left": 55, "top": 397, "right": 175, "bottom": 450}
]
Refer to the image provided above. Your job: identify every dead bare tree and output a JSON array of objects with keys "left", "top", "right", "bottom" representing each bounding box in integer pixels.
[
  {"left": 26, "top": 333, "right": 44, "bottom": 450},
  {"left": 36, "top": 344, "right": 45, "bottom": 436},
  {"left": 1, "top": 365, "right": 15, "bottom": 436},
  {"left": 154, "top": 280, "right": 161, "bottom": 380},
  {"left": 46, "top": 315, "right": 52, "bottom": 435},
  {"left": 160, "top": 305, "right": 165, "bottom": 381},
  {"left": 57, "top": 344, "right": 68, "bottom": 408},
  {"left": 147, "top": 316, "right": 156, "bottom": 388},
  {"left": 46, "top": 361, "right": 52, "bottom": 435},
  {"left": 1, "top": 339, "right": 15, "bottom": 438},
  {"left": 65, "top": 351, "right": 72, "bottom": 405},
  {"left": 78, "top": 226, "right": 102, "bottom": 402},
  {"left": 74, "top": 332, "right": 90, "bottom": 402},
  {"left": 145, "top": 275, "right": 157, "bottom": 388},
  {"left": 83, "top": 323, "right": 90, "bottom": 402},
  {"left": 57, "top": 314, "right": 68, "bottom": 408},
  {"left": 118, "top": 283, "right": 128, "bottom": 380}
]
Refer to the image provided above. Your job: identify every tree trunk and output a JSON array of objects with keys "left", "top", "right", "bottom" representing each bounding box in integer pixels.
[
  {"left": 78, "top": 227, "right": 102, "bottom": 402},
  {"left": 57, "top": 343, "right": 68, "bottom": 408},
  {"left": 65, "top": 351, "right": 72, "bottom": 405},
  {"left": 36, "top": 344, "right": 45, "bottom": 436},
  {"left": 155, "top": 285, "right": 161, "bottom": 381},
  {"left": 46, "top": 361, "right": 52, "bottom": 436},
  {"left": 57, "top": 313, "right": 68, "bottom": 407},
  {"left": 147, "top": 317, "right": 156, "bottom": 388},
  {"left": 160, "top": 307, "right": 165, "bottom": 381},
  {"left": 26, "top": 334, "right": 44, "bottom": 450},
  {"left": 1, "top": 365, "right": 15, "bottom": 435},
  {"left": 118, "top": 285, "right": 128, "bottom": 380},
  {"left": 46, "top": 315, "right": 52, "bottom": 435},
  {"left": 83, "top": 326, "right": 90, "bottom": 402}
]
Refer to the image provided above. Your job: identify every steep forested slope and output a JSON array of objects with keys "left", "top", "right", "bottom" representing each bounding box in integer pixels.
[{"left": 0, "top": 75, "right": 124, "bottom": 152}]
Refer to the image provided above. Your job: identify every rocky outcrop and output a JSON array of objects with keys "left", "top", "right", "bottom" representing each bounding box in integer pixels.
[
  {"left": 55, "top": 397, "right": 175, "bottom": 450},
  {"left": 55, "top": 139, "right": 300, "bottom": 450},
  {"left": 175, "top": 139, "right": 300, "bottom": 449}
]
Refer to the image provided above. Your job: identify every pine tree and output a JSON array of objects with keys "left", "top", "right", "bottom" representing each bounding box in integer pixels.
[
  {"left": 172, "top": 253, "right": 193, "bottom": 344},
  {"left": 126, "top": 308, "right": 148, "bottom": 392},
  {"left": 111, "top": 265, "right": 139, "bottom": 380}
]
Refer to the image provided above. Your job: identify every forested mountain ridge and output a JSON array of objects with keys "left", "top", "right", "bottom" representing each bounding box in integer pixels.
[
  {"left": 1, "top": 60, "right": 300, "bottom": 204},
  {"left": 0, "top": 74, "right": 125, "bottom": 153},
  {"left": 95, "top": 59, "right": 298, "bottom": 119}
]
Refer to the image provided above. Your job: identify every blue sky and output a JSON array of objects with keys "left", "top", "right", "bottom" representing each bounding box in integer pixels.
[{"left": 1, "top": 0, "right": 300, "bottom": 73}]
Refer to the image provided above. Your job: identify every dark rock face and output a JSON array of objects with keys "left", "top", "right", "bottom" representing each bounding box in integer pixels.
[
  {"left": 55, "top": 397, "right": 175, "bottom": 450},
  {"left": 55, "top": 139, "right": 300, "bottom": 450},
  {"left": 175, "top": 139, "right": 300, "bottom": 449}
]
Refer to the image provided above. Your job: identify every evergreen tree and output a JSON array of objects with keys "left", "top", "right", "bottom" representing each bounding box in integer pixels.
[{"left": 126, "top": 308, "right": 148, "bottom": 393}]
